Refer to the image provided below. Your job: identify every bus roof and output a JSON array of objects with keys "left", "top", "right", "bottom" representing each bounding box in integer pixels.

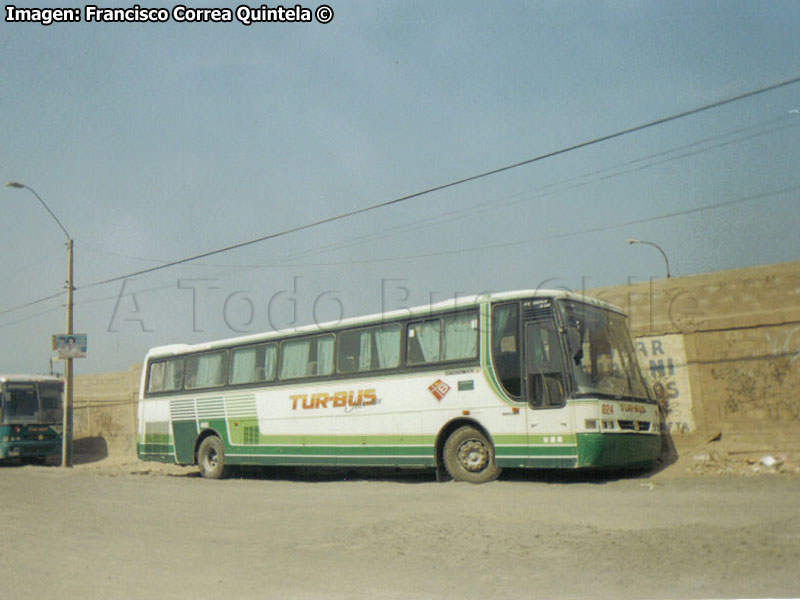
[
  {"left": 0, "top": 374, "right": 64, "bottom": 384},
  {"left": 144, "top": 288, "right": 621, "bottom": 359}
]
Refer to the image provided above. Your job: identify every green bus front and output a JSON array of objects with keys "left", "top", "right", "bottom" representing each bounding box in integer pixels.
[
  {"left": 0, "top": 378, "right": 63, "bottom": 462},
  {"left": 488, "top": 296, "right": 661, "bottom": 470}
]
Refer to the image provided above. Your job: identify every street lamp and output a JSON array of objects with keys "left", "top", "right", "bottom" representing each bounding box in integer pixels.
[
  {"left": 626, "top": 238, "right": 671, "bottom": 279},
  {"left": 6, "top": 181, "right": 74, "bottom": 467}
]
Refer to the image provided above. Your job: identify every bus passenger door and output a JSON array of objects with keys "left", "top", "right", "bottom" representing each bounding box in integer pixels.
[
  {"left": 522, "top": 299, "right": 572, "bottom": 467},
  {"left": 490, "top": 302, "right": 531, "bottom": 467}
]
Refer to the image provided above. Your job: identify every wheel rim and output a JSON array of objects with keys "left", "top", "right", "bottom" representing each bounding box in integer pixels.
[
  {"left": 457, "top": 438, "right": 489, "bottom": 472},
  {"left": 204, "top": 447, "right": 218, "bottom": 470}
]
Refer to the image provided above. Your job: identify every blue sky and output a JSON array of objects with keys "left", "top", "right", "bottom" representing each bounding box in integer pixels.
[{"left": 2, "top": 0, "right": 799, "bottom": 374}]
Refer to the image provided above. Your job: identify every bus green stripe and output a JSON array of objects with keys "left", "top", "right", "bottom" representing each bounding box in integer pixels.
[
  {"left": 226, "top": 444, "right": 433, "bottom": 457},
  {"left": 242, "top": 434, "right": 436, "bottom": 446}
]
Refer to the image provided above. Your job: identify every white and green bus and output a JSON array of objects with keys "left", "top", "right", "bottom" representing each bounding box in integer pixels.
[{"left": 137, "top": 290, "right": 660, "bottom": 482}]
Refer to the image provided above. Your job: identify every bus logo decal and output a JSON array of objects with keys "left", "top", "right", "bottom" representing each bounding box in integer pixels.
[
  {"left": 428, "top": 379, "right": 450, "bottom": 401},
  {"left": 290, "top": 389, "right": 377, "bottom": 410}
]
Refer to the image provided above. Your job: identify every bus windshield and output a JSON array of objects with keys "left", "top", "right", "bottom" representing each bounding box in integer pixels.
[
  {"left": 38, "top": 383, "right": 63, "bottom": 423},
  {"left": 558, "top": 300, "right": 650, "bottom": 402},
  {"left": 2, "top": 384, "right": 39, "bottom": 424},
  {"left": 0, "top": 382, "right": 63, "bottom": 424}
]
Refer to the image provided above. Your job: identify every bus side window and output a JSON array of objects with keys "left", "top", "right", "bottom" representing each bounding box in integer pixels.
[
  {"left": 185, "top": 351, "right": 227, "bottom": 389},
  {"left": 231, "top": 344, "right": 277, "bottom": 385},
  {"left": 406, "top": 313, "right": 476, "bottom": 367},
  {"left": 406, "top": 327, "right": 425, "bottom": 365},
  {"left": 280, "top": 335, "right": 334, "bottom": 379},
  {"left": 491, "top": 303, "right": 521, "bottom": 399},
  {"left": 337, "top": 324, "right": 401, "bottom": 374},
  {"left": 406, "top": 320, "right": 441, "bottom": 365},
  {"left": 442, "top": 313, "right": 478, "bottom": 361},
  {"left": 147, "top": 359, "right": 184, "bottom": 393}
]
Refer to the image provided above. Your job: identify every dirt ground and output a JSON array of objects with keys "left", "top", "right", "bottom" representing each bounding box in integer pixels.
[{"left": 2, "top": 454, "right": 799, "bottom": 600}]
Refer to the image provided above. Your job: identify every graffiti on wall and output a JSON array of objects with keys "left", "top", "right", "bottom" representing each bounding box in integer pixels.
[
  {"left": 765, "top": 326, "right": 800, "bottom": 365},
  {"left": 635, "top": 334, "right": 695, "bottom": 434},
  {"left": 710, "top": 325, "right": 800, "bottom": 422}
]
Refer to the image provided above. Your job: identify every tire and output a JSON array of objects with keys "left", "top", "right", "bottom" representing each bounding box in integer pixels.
[
  {"left": 197, "top": 436, "right": 228, "bottom": 479},
  {"left": 443, "top": 426, "right": 501, "bottom": 484}
]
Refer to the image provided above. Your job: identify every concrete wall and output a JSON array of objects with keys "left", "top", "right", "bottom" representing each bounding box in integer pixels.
[
  {"left": 72, "top": 260, "right": 800, "bottom": 457},
  {"left": 73, "top": 364, "right": 141, "bottom": 457}
]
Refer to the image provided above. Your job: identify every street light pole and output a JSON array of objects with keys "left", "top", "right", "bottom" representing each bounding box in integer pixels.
[
  {"left": 6, "top": 181, "right": 74, "bottom": 467},
  {"left": 65, "top": 238, "right": 74, "bottom": 467},
  {"left": 626, "top": 238, "right": 671, "bottom": 279}
]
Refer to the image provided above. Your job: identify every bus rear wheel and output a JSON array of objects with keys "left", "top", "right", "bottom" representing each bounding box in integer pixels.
[
  {"left": 443, "top": 426, "right": 501, "bottom": 484},
  {"left": 197, "top": 436, "right": 228, "bottom": 479}
]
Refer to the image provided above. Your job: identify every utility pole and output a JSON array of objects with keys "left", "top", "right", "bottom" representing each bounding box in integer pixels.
[
  {"left": 7, "top": 181, "right": 75, "bottom": 467},
  {"left": 64, "top": 238, "right": 74, "bottom": 466}
]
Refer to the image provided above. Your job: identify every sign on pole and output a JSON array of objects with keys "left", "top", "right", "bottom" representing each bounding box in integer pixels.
[{"left": 52, "top": 334, "right": 88, "bottom": 359}]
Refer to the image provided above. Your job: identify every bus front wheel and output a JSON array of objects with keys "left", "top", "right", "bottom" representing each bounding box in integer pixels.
[
  {"left": 443, "top": 426, "right": 501, "bottom": 484},
  {"left": 197, "top": 436, "right": 228, "bottom": 479}
]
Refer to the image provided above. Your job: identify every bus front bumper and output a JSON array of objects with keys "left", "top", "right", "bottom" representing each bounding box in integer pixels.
[
  {"left": 1, "top": 438, "right": 61, "bottom": 460},
  {"left": 576, "top": 432, "right": 661, "bottom": 469}
]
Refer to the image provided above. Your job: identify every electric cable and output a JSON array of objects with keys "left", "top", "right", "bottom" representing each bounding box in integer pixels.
[
  {"left": 4, "top": 75, "right": 799, "bottom": 317},
  {"left": 75, "top": 75, "right": 800, "bottom": 291}
]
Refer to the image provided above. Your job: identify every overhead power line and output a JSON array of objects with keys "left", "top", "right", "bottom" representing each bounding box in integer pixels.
[
  {"left": 4, "top": 181, "right": 796, "bottom": 330},
  {"left": 76, "top": 74, "right": 800, "bottom": 291},
  {"left": 121, "top": 183, "right": 800, "bottom": 270},
  {"left": 77, "top": 113, "right": 800, "bottom": 271},
  {"left": 5, "top": 74, "right": 799, "bottom": 319},
  {"left": 0, "top": 290, "right": 66, "bottom": 317},
  {"left": 17, "top": 110, "right": 796, "bottom": 320}
]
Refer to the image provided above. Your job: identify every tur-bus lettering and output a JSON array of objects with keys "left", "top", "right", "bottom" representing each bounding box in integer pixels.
[{"left": 291, "top": 389, "right": 377, "bottom": 410}]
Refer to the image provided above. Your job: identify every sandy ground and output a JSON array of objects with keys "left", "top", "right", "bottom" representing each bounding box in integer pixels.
[{"left": 2, "top": 456, "right": 799, "bottom": 600}]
